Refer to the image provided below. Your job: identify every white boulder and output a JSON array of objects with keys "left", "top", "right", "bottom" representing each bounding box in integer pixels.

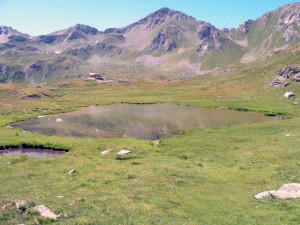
[{"left": 284, "top": 92, "right": 295, "bottom": 99}]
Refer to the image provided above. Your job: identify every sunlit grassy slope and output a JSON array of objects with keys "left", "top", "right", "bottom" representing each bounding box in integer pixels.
[{"left": 0, "top": 44, "right": 299, "bottom": 224}]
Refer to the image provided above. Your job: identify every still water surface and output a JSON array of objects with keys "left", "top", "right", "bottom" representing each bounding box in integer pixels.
[
  {"left": 12, "top": 104, "right": 278, "bottom": 140},
  {"left": 0, "top": 148, "right": 65, "bottom": 157}
]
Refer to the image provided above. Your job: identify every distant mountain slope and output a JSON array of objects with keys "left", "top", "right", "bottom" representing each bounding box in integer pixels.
[
  {"left": 0, "top": 26, "right": 29, "bottom": 43},
  {"left": 229, "top": 2, "right": 300, "bottom": 63},
  {"left": 1, "top": 3, "right": 300, "bottom": 84}
]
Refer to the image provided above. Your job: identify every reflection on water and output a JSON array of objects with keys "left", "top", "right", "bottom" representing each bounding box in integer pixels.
[
  {"left": 12, "top": 104, "right": 279, "bottom": 140},
  {"left": 0, "top": 148, "right": 65, "bottom": 157}
]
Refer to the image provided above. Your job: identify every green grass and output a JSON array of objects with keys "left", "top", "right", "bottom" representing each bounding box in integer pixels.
[{"left": 0, "top": 44, "right": 300, "bottom": 224}]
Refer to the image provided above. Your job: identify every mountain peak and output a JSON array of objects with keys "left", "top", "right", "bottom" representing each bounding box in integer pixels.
[
  {"left": 153, "top": 7, "right": 173, "bottom": 15},
  {"left": 151, "top": 7, "right": 194, "bottom": 19},
  {"left": 69, "top": 24, "right": 98, "bottom": 35},
  {"left": 0, "top": 25, "right": 29, "bottom": 43},
  {"left": 0, "top": 26, "right": 22, "bottom": 35},
  {"left": 121, "top": 7, "right": 196, "bottom": 32}
]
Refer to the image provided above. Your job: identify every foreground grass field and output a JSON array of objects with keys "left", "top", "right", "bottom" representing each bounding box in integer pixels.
[{"left": 0, "top": 45, "right": 300, "bottom": 224}]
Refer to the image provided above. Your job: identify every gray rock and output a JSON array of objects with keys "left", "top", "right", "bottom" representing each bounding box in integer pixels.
[
  {"left": 68, "top": 169, "right": 76, "bottom": 174},
  {"left": 15, "top": 200, "right": 27, "bottom": 210},
  {"left": 272, "top": 66, "right": 300, "bottom": 87},
  {"left": 1, "top": 202, "right": 14, "bottom": 210},
  {"left": 284, "top": 91, "right": 295, "bottom": 99},
  {"left": 117, "top": 150, "right": 131, "bottom": 156},
  {"left": 282, "top": 82, "right": 290, "bottom": 87},
  {"left": 35, "top": 205, "right": 60, "bottom": 220},
  {"left": 254, "top": 190, "right": 275, "bottom": 199},
  {"left": 149, "top": 27, "right": 178, "bottom": 52},
  {"left": 270, "top": 183, "right": 300, "bottom": 199},
  {"left": 116, "top": 150, "right": 132, "bottom": 160},
  {"left": 293, "top": 73, "right": 300, "bottom": 82},
  {"left": 255, "top": 183, "right": 300, "bottom": 200}
]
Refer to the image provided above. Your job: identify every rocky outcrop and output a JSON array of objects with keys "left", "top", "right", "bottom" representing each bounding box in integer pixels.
[
  {"left": 196, "top": 22, "right": 230, "bottom": 56},
  {"left": 0, "top": 26, "right": 13, "bottom": 35},
  {"left": 238, "top": 20, "right": 254, "bottom": 34},
  {"left": 272, "top": 66, "right": 300, "bottom": 87},
  {"left": 277, "top": 4, "right": 300, "bottom": 41},
  {"left": 292, "top": 73, "right": 300, "bottom": 82},
  {"left": 149, "top": 26, "right": 181, "bottom": 52}
]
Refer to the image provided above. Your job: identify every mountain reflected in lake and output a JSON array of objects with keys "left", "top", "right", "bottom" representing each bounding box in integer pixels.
[{"left": 12, "top": 104, "right": 279, "bottom": 140}]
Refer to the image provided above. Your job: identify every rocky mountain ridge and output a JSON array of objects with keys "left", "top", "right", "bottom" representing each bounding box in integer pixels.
[{"left": 1, "top": 3, "right": 300, "bottom": 84}]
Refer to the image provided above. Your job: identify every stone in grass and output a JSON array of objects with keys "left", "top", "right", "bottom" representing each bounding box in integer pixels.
[
  {"left": 1, "top": 200, "right": 27, "bottom": 211},
  {"left": 1, "top": 202, "right": 15, "bottom": 210},
  {"left": 68, "top": 169, "right": 76, "bottom": 174},
  {"left": 101, "top": 149, "right": 111, "bottom": 155},
  {"left": 271, "top": 183, "right": 300, "bottom": 199},
  {"left": 15, "top": 200, "right": 28, "bottom": 211},
  {"left": 255, "top": 183, "right": 300, "bottom": 200},
  {"left": 152, "top": 140, "right": 160, "bottom": 147},
  {"left": 284, "top": 92, "right": 295, "bottom": 99},
  {"left": 116, "top": 150, "right": 132, "bottom": 160},
  {"left": 254, "top": 191, "right": 275, "bottom": 199},
  {"left": 35, "top": 205, "right": 60, "bottom": 220}
]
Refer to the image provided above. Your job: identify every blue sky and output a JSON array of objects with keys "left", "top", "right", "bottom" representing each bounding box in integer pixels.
[{"left": 0, "top": 0, "right": 297, "bottom": 35}]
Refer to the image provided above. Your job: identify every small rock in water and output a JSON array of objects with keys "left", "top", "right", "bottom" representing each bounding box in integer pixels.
[
  {"left": 35, "top": 205, "right": 60, "bottom": 220},
  {"left": 285, "top": 134, "right": 291, "bottom": 137},
  {"left": 68, "top": 169, "right": 76, "bottom": 174}
]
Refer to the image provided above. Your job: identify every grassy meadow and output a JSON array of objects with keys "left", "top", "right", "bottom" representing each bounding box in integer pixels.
[{"left": 0, "top": 45, "right": 300, "bottom": 224}]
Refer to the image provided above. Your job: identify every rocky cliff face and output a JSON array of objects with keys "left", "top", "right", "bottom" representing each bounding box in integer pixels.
[
  {"left": 149, "top": 25, "right": 181, "bottom": 51},
  {"left": 196, "top": 22, "right": 231, "bottom": 56}
]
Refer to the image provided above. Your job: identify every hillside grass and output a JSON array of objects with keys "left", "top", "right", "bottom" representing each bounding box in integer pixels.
[{"left": 0, "top": 45, "right": 300, "bottom": 224}]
